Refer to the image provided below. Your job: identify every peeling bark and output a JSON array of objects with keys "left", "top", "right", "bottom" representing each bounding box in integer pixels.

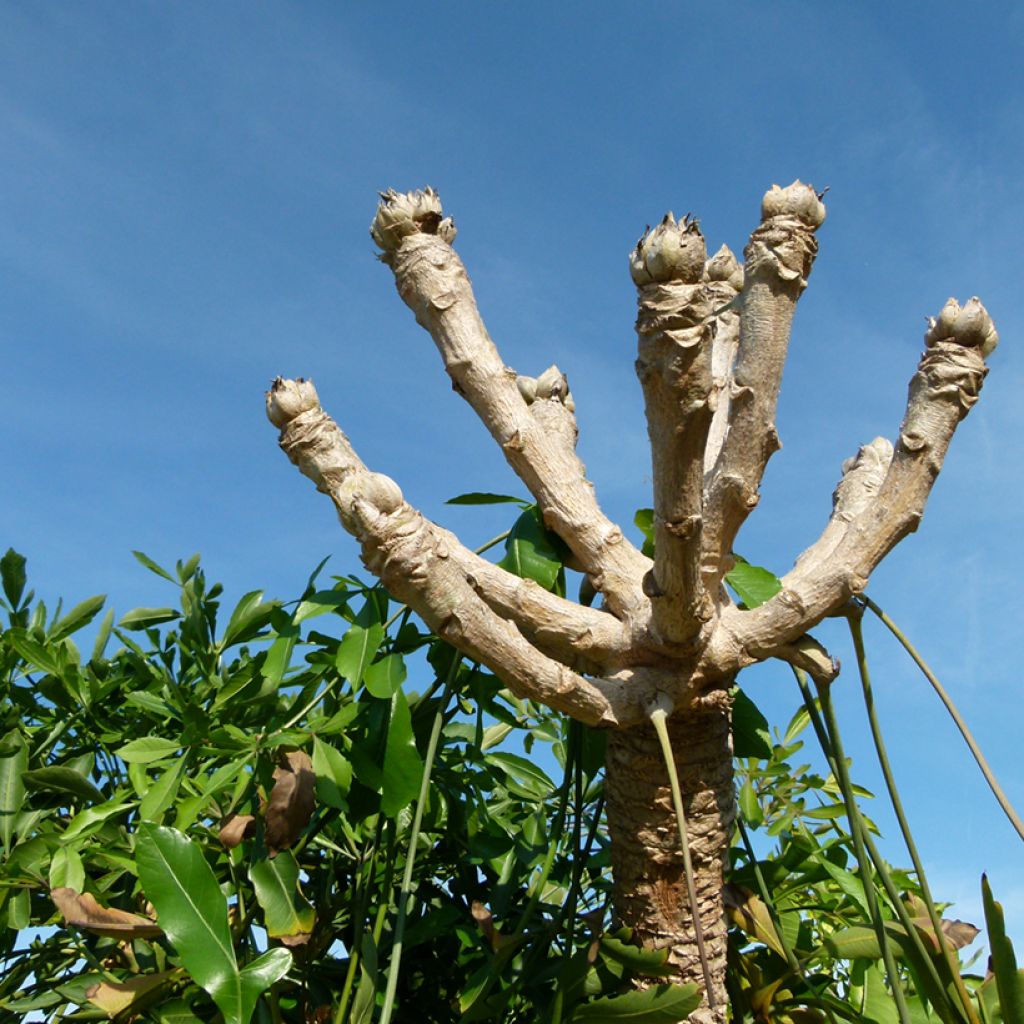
[{"left": 268, "top": 184, "right": 997, "bottom": 1019}]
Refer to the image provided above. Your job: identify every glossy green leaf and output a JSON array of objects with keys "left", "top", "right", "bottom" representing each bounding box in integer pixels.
[
  {"left": 725, "top": 555, "right": 781, "bottom": 609},
  {"left": 62, "top": 800, "right": 133, "bottom": 840},
  {"left": 22, "top": 766, "right": 104, "bottom": 804},
  {"left": 571, "top": 982, "right": 701, "bottom": 1021},
  {"left": 498, "top": 506, "right": 563, "bottom": 591},
  {"left": 6, "top": 632, "right": 62, "bottom": 676},
  {"left": 364, "top": 653, "right": 406, "bottom": 699},
  {"left": 983, "top": 874, "right": 1024, "bottom": 1024},
  {"left": 136, "top": 824, "right": 291, "bottom": 1024},
  {"left": 487, "top": 752, "right": 555, "bottom": 800},
  {"left": 140, "top": 759, "right": 188, "bottom": 822},
  {"left": 48, "top": 846, "right": 86, "bottom": 892},
  {"left": 312, "top": 738, "right": 352, "bottom": 809},
  {"left": 249, "top": 850, "right": 315, "bottom": 945},
  {"left": 116, "top": 737, "right": 182, "bottom": 764},
  {"left": 118, "top": 607, "right": 182, "bottom": 630},
  {"left": 336, "top": 623, "right": 385, "bottom": 685},
  {"left": 732, "top": 688, "right": 773, "bottom": 759},
  {"left": 739, "top": 778, "right": 763, "bottom": 829},
  {"left": 220, "top": 591, "right": 278, "bottom": 649},
  {"left": 263, "top": 622, "right": 299, "bottom": 684},
  {"left": 381, "top": 690, "right": 423, "bottom": 817},
  {"left": 0, "top": 730, "right": 28, "bottom": 855},
  {"left": 50, "top": 595, "right": 106, "bottom": 640},
  {"left": 132, "top": 550, "right": 177, "bottom": 583},
  {"left": 861, "top": 962, "right": 901, "bottom": 1024},
  {"left": 1, "top": 548, "right": 27, "bottom": 608},
  {"left": 294, "top": 589, "right": 349, "bottom": 622}
]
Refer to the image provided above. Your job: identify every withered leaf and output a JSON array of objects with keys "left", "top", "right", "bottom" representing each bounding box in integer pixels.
[
  {"left": 723, "top": 883, "right": 787, "bottom": 960},
  {"left": 219, "top": 813, "right": 257, "bottom": 849},
  {"left": 51, "top": 887, "right": 163, "bottom": 939},
  {"left": 86, "top": 970, "right": 178, "bottom": 1016},
  {"left": 265, "top": 750, "right": 316, "bottom": 857},
  {"left": 909, "top": 913, "right": 981, "bottom": 952}
]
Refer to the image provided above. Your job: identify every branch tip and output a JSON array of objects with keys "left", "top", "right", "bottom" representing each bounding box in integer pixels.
[
  {"left": 926, "top": 297, "right": 998, "bottom": 358},
  {"left": 370, "top": 186, "right": 457, "bottom": 253},
  {"left": 266, "top": 377, "right": 320, "bottom": 428}
]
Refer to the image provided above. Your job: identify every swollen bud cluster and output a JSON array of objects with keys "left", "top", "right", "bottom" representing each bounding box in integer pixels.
[
  {"left": 760, "top": 181, "right": 827, "bottom": 228},
  {"left": 370, "top": 187, "right": 457, "bottom": 253},
  {"left": 629, "top": 213, "right": 706, "bottom": 286},
  {"left": 925, "top": 297, "right": 999, "bottom": 358},
  {"left": 266, "top": 376, "right": 320, "bottom": 428}
]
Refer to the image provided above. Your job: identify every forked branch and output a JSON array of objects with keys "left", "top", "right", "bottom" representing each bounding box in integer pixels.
[
  {"left": 266, "top": 377, "right": 639, "bottom": 727},
  {"left": 371, "top": 189, "right": 650, "bottom": 624}
]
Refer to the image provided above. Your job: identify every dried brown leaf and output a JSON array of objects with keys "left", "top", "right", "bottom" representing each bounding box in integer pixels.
[
  {"left": 51, "top": 888, "right": 163, "bottom": 939},
  {"left": 265, "top": 750, "right": 316, "bottom": 856},
  {"left": 85, "top": 970, "right": 177, "bottom": 1016},
  {"left": 219, "top": 812, "right": 257, "bottom": 849},
  {"left": 909, "top": 913, "right": 981, "bottom": 953}
]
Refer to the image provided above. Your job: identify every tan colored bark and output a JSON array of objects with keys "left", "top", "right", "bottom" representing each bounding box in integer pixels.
[
  {"left": 604, "top": 694, "right": 735, "bottom": 1024},
  {"left": 268, "top": 185, "right": 998, "bottom": 1019}
]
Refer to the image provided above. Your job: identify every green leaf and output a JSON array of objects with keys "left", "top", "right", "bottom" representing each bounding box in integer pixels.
[
  {"left": 312, "top": 738, "right": 352, "bottom": 809},
  {"left": 0, "top": 730, "right": 28, "bottom": 855},
  {"left": 220, "top": 591, "right": 278, "bottom": 649},
  {"left": 62, "top": 799, "right": 133, "bottom": 840},
  {"left": 731, "top": 688, "right": 773, "bottom": 759},
  {"left": 6, "top": 631, "right": 62, "bottom": 676},
  {"left": 446, "top": 492, "right": 527, "bottom": 506},
  {"left": 249, "top": 850, "right": 315, "bottom": 945},
  {"left": 50, "top": 595, "right": 106, "bottom": 641},
  {"left": 1, "top": 548, "right": 27, "bottom": 609},
  {"left": 48, "top": 846, "right": 86, "bottom": 892},
  {"left": 498, "top": 506, "right": 563, "bottom": 591},
  {"left": 294, "top": 590, "right": 349, "bottom": 623},
  {"left": 739, "top": 779, "right": 763, "bottom": 829},
  {"left": 336, "top": 623, "right": 385, "bottom": 685},
  {"left": 725, "top": 555, "right": 782, "bottom": 609},
  {"left": 381, "top": 690, "right": 423, "bottom": 817},
  {"left": 21, "top": 766, "right": 104, "bottom": 804},
  {"left": 91, "top": 608, "right": 115, "bottom": 660},
  {"left": 364, "top": 653, "right": 407, "bottom": 699},
  {"left": 861, "top": 962, "right": 901, "bottom": 1024},
  {"left": 570, "top": 982, "right": 701, "bottom": 1021},
  {"left": 983, "top": 874, "right": 1024, "bottom": 1024},
  {"left": 135, "top": 824, "right": 291, "bottom": 1024},
  {"left": 633, "top": 508, "right": 655, "bottom": 558},
  {"left": 118, "top": 607, "right": 182, "bottom": 631},
  {"left": 139, "top": 759, "right": 188, "bottom": 822},
  {"left": 116, "top": 737, "right": 182, "bottom": 764},
  {"left": 598, "top": 934, "right": 673, "bottom": 978},
  {"left": 486, "top": 751, "right": 555, "bottom": 800},
  {"left": 132, "top": 550, "right": 177, "bottom": 584}
]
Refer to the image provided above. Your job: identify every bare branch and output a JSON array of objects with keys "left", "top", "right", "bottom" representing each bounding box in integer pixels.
[
  {"left": 631, "top": 214, "right": 715, "bottom": 644},
  {"left": 370, "top": 188, "right": 649, "bottom": 622},
  {"left": 703, "top": 182, "right": 826, "bottom": 586},
  {"left": 713, "top": 298, "right": 997, "bottom": 662},
  {"left": 266, "top": 376, "right": 639, "bottom": 727}
]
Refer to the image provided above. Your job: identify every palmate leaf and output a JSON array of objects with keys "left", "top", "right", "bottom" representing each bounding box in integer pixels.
[{"left": 135, "top": 824, "right": 291, "bottom": 1024}]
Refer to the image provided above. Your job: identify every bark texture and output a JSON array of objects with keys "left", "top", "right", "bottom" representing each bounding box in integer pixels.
[
  {"left": 268, "top": 184, "right": 998, "bottom": 1020},
  {"left": 605, "top": 693, "right": 735, "bottom": 1023}
]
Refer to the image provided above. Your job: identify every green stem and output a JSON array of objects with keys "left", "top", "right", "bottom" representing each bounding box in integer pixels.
[
  {"left": 862, "top": 595, "right": 1024, "bottom": 845},
  {"left": 649, "top": 706, "right": 716, "bottom": 1008},
  {"left": 810, "top": 675, "right": 913, "bottom": 1024},
  {"left": 735, "top": 817, "right": 841, "bottom": 1024},
  {"left": 379, "top": 671, "right": 458, "bottom": 1024},
  {"left": 848, "top": 613, "right": 980, "bottom": 1024}
]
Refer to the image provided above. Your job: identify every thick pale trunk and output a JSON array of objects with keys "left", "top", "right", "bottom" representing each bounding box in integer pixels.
[{"left": 604, "top": 694, "right": 735, "bottom": 1023}]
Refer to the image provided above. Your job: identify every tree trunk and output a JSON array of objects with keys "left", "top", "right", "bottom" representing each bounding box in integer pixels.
[{"left": 604, "top": 690, "right": 735, "bottom": 1023}]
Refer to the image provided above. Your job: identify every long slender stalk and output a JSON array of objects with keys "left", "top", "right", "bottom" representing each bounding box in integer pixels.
[
  {"left": 378, "top": 677, "right": 455, "bottom": 1024},
  {"left": 735, "top": 817, "right": 841, "bottom": 1024},
  {"left": 862, "top": 595, "right": 1024, "bottom": 845},
  {"left": 809, "top": 675, "right": 913, "bottom": 1024},
  {"left": 848, "top": 613, "right": 980, "bottom": 1024},
  {"left": 649, "top": 705, "right": 716, "bottom": 1008}
]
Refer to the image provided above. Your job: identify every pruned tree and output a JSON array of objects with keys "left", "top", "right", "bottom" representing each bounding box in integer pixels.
[{"left": 266, "top": 183, "right": 998, "bottom": 1022}]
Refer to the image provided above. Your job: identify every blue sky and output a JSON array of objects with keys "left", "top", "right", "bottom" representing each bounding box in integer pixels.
[{"left": 2, "top": 2, "right": 1022, "bottom": 948}]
